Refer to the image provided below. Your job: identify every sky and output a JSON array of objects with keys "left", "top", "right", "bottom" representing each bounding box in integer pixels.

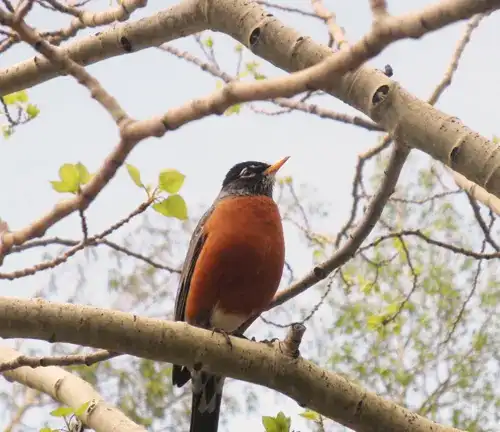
[{"left": 1, "top": 0, "right": 499, "bottom": 431}]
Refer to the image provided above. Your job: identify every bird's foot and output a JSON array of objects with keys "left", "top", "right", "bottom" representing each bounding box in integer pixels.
[
  {"left": 211, "top": 327, "right": 233, "bottom": 348},
  {"left": 259, "top": 337, "right": 280, "bottom": 345}
]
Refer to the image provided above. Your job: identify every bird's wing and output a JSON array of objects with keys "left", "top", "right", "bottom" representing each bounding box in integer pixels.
[
  {"left": 174, "top": 206, "right": 214, "bottom": 322},
  {"left": 172, "top": 206, "right": 214, "bottom": 388}
]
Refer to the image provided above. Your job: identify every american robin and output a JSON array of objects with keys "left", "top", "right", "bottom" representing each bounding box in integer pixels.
[{"left": 172, "top": 157, "right": 289, "bottom": 432}]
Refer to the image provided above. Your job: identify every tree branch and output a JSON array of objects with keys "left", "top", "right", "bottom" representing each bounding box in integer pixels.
[
  {"left": 9, "top": 236, "right": 180, "bottom": 272},
  {"left": 0, "top": 346, "right": 145, "bottom": 432},
  {"left": 423, "top": 12, "right": 500, "bottom": 214},
  {"left": 160, "top": 44, "right": 382, "bottom": 131},
  {"left": 0, "top": 0, "right": 499, "bottom": 199},
  {"left": 0, "top": 199, "right": 153, "bottom": 276},
  {"left": 0, "top": 297, "right": 462, "bottom": 432},
  {"left": 0, "top": 349, "right": 119, "bottom": 372},
  {"left": 2, "top": 0, "right": 147, "bottom": 50}
]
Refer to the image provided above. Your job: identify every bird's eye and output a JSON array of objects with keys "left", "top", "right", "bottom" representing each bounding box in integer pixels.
[{"left": 239, "top": 167, "right": 255, "bottom": 178}]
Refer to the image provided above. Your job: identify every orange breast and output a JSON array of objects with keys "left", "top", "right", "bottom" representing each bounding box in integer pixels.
[{"left": 185, "top": 196, "right": 285, "bottom": 325}]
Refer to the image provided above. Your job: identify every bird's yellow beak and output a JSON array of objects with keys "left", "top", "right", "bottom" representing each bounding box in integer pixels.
[{"left": 264, "top": 156, "right": 290, "bottom": 176}]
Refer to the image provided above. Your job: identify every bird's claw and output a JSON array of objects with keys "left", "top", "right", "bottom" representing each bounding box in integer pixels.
[
  {"left": 259, "top": 337, "right": 280, "bottom": 345},
  {"left": 211, "top": 327, "right": 233, "bottom": 348}
]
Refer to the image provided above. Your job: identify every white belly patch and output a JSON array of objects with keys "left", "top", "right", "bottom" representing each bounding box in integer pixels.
[{"left": 210, "top": 306, "right": 247, "bottom": 332}]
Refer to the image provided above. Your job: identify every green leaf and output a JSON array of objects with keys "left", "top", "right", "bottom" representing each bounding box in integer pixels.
[
  {"left": 246, "top": 61, "right": 260, "bottom": 73},
  {"left": 367, "top": 314, "right": 383, "bottom": 330},
  {"left": 76, "top": 162, "right": 91, "bottom": 185},
  {"left": 50, "top": 406, "right": 75, "bottom": 417},
  {"left": 50, "top": 181, "right": 75, "bottom": 193},
  {"left": 361, "top": 282, "right": 373, "bottom": 294},
  {"left": 2, "top": 125, "right": 13, "bottom": 138},
  {"left": 2, "top": 94, "right": 17, "bottom": 105},
  {"left": 59, "top": 163, "right": 79, "bottom": 192},
  {"left": 299, "top": 410, "right": 319, "bottom": 422},
  {"left": 26, "top": 103, "right": 40, "bottom": 118},
  {"left": 234, "top": 44, "right": 243, "bottom": 52},
  {"left": 262, "top": 412, "right": 291, "bottom": 432},
  {"left": 395, "top": 370, "right": 412, "bottom": 386},
  {"left": 473, "top": 333, "right": 488, "bottom": 351},
  {"left": 126, "top": 164, "right": 143, "bottom": 188},
  {"left": 312, "top": 249, "right": 323, "bottom": 260},
  {"left": 16, "top": 90, "right": 29, "bottom": 103},
  {"left": 262, "top": 416, "right": 278, "bottom": 432},
  {"left": 158, "top": 169, "right": 185, "bottom": 194},
  {"left": 3, "top": 90, "right": 28, "bottom": 105},
  {"left": 39, "top": 428, "right": 53, "bottom": 432},
  {"left": 166, "top": 195, "right": 188, "bottom": 220},
  {"left": 153, "top": 195, "right": 188, "bottom": 220},
  {"left": 74, "top": 400, "right": 91, "bottom": 416},
  {"left": 50, "top": 163, "right": 80, "bottom": 194},
  {"left": 225, "top": 104, "right": 242, "bottom": 115},
  {"left": 204, "top": 37, "right": 214, "bottom": 48},
  {"left": 275, "top": 412, "right": 291, "bottom": 432},
  {"left": 385, "top": 302, "right": 400, "bottom": 316}
]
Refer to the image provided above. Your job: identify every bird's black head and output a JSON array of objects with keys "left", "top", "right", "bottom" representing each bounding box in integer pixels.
[{"left": 220, "top": 157, "right": 289, "bottom": 198}]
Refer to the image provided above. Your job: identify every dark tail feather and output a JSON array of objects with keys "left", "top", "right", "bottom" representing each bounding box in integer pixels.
[
  {"left": 190, "top": 372, "right": 224, "bottom": 432},
  {"left": 172, "top": 364, "right": 191, "bottom": 388}
]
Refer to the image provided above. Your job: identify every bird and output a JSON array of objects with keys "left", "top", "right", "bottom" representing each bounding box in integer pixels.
[{"left": 172, "top": 157, "right": 289, "bottom": 432}]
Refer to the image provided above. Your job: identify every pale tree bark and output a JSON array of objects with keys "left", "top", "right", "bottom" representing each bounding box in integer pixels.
[
  {"left": 0, "top": 346, "right": 146, "bottom": 432},
  {"left": 0, "top": 297, "right": 462, "bottom": 432},
  {"left": 452, "top": 170, "right": 500, "bottom": 215},
  {"left": 0, "top": 0, "right": 500, "bottom": 199}
]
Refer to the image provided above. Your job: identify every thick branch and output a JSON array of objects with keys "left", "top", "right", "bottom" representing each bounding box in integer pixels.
[
  {"left": 452, "top": 170, "right": 500, "bottom": 214},
  {"left": 0, "top": 297, "right": 461, "bottom": 432},
  {"left": 1, "top": 0, "right": 499, "bottom": 199},
  {"left": 0, "top": 0, "right": 205, "bottom": 93},
  {"left": 0, "top": 346, "right": 145, "bottom": 432}
]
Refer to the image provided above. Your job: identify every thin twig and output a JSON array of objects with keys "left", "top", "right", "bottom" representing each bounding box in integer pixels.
[
  {"left": 159, "top": 44, "right": 382, "bottom": 132},
  {"left": 360, "top": 230, "right": 500, "bottom": 260},
  {"left": 257, "top": 1, "right": 320, "bottom": 19},
  {"left": 424, "top": 13, "right": 500, "bottom": 215},
  {"left": 78, "top": 208, "right": 88, "bottom": 241},
  {"left": 310, "top": 0, "right": 347, "bottom": 48},
  {"left": 3, "top": 0, "right": 147, "bottom": 48},
  {"left": 0, "top": 200, "right": 152, "bottom": 279},
  {"left": 5, "top": 13, "right": 128, "bottom": 124},
  {"left": 0, "top": 349, "right": 120, "bottom": 373},
  {"left": 382, "top": 238, "right": 418, "bottom": 325},
  {"left": 9, "top": 236, "right": 180, "bottom": 272},
  {"left": 427, "top": 14, "right": 485, "bottom": 105},
  {"left": 369, "top": 0, "right": 389, "bottom": 22},
  {"left": 465, "top": 193, "right": 500, "bottom": 251}
]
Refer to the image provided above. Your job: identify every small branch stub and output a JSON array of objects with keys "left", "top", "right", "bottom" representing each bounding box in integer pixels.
[
  {"left": 280, "top": 323, "right": 306, "bottom": 358},
  {"left": 249, "top": 27, "right": 261, "bottom": 48},
  {"left": 372, "top": 84, "right": 390, "bottom": 105}
]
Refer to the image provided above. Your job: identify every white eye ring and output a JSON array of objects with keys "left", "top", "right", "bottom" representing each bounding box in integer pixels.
[{"left": 239, "top": 167, "right": 256, "bottom": 178}]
